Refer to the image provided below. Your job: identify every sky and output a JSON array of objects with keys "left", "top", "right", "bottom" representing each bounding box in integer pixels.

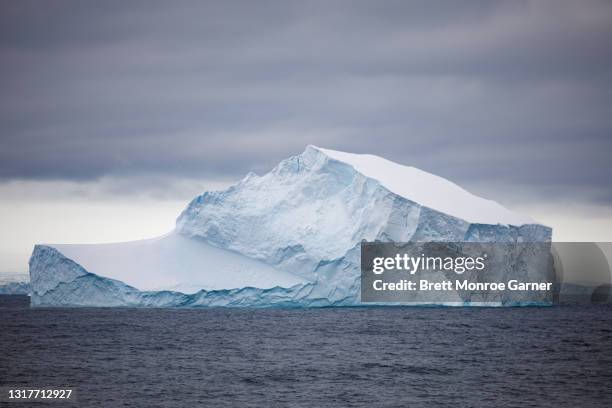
[{"left": 1, "top": 0, "right": 612, "bottom": 273}]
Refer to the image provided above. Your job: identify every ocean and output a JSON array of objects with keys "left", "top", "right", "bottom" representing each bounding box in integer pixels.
[{"left": 1, "top": 295, "right": 611, "bottom": 407}]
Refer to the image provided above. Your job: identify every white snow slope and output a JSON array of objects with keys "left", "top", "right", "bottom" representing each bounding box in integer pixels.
[
  {"left": 51, "top": 233, "right": 305, "bottom": 293},
  {"left": 317, "top": 147, "right": 534, "bottom": 226}
]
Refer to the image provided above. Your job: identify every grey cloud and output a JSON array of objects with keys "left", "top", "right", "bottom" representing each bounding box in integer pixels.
[{"left": 0, "top": 0, "right": 611, "bottom": 204}]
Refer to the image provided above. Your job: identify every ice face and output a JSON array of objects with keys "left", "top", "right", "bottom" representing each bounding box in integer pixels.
[{"left": 29, "top": 146, "right": 552, "bottom": 307}]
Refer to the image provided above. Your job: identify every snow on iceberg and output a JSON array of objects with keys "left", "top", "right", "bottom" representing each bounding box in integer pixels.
[{"left": 29, "top": 145, "right": 551, "bottom": 307}]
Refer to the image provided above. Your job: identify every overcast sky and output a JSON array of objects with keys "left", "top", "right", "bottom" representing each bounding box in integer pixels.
[{"left": 1, "top": 1, "right": 612, "bottom": 272}]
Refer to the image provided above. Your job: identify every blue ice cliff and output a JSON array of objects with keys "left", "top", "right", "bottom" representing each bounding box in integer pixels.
[{"left": 29, "top": 146, "right": 552, "bottom": 307}]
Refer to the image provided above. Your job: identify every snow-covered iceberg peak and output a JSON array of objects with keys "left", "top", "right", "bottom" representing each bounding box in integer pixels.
[
  {"left": 312, "top": 146, "right": 534, "bottom": 226},
  {"left": 177, "top": 145, "right": 544, "bottom": 259}
]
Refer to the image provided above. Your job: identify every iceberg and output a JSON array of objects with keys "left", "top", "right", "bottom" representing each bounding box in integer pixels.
[
  {"left": 29, "top": 146, "right": 551, "bottom": 307},
  {"left": 0, "top": 272, "right": 30, "bottom": 295}
]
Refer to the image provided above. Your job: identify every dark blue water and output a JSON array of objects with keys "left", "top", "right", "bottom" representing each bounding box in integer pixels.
[{"left": 1, "top": 295, "right": 611, "bottom": 407}]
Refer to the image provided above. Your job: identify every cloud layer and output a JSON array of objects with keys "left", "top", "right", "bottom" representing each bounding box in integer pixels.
[{"left": 1, "top": 0, "right": 611, "bottom": 203}]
